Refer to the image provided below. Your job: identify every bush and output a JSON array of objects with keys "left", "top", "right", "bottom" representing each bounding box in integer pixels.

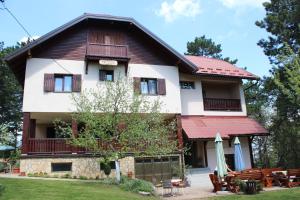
[
  {"left": 79, "top": 175, "right": 88, "bottom": 180},
  {"left": 0, "top": 162, "right": 6, "bottom": 172},
  {"left": 61, "top": 173, "right": 71, "bottom": 179},
  {"left": 100, "top": 178, "right": 118, "bottom": 185},
  {"left": 0, "top": 184, "right": 5, "bottom": 196},
  {"left": 234, "top": 179, "right": 263, "bottom": 194},
  {"left": 120, "top": 176, "right": 154, "bottom": 194}
]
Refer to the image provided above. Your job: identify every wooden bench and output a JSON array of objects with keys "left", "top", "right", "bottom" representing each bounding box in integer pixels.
[
  {"left": 227, "top": 170, "right": 263, "bottom": 193},
  {"left": 261, "top": 168, "right": 282, "bottom": 187},
  {"left": 284, "top": 169, "right": 300, "bottom": 188},
  {"left": 209, "top": 174, "right": 227, "bottom": 192}
]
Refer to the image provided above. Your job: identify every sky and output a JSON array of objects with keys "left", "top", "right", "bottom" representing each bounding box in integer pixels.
[{"left": 0, "top": 0, "right": 271, "bottom": 77}]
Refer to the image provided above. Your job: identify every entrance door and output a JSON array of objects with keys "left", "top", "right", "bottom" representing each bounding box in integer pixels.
[
  {"left": 185, "top": 141, "right": 207, "bottom": 168},
  {"left": 225, "top": 154, "right": 235, "bottom": 171}
]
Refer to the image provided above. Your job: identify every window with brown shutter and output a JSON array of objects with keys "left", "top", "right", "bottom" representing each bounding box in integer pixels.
[
  {"left": 157, "top": 79, "right": 166, "bottom": 95},
  {"left": 44, "top": 74, "right": 54, "bottom": 92},
  {"left": 133, "top": 77, "right": 141, "bottom": 94},
  {"left": 72, "top": 74, "right": 81, "bottom": 92}
]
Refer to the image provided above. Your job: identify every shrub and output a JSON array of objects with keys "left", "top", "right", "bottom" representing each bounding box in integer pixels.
[
  {"left": 234, "top": 179, "right": 262, "bottom": 194},
  {"left": 120, "top": 177, "right": 154, "bottom": 194},
  {"left": 73, "top": 175, "right": 77, "bottom": 179},
  {"left": 79, "top": 176, "right": 88, "bottom": 180},
  {"left": 100, "top": 178, "right": 118, "bottom": 185},
  {"left": 0, "top": 184, "right": 5, "bottom": 196},
  {"left": 61, "top": 173, "right": 71, "bottom": 179},
  {"left": 27, "top": 173, "right": 34, "bottom": 177},
  {"left": 0, "top": 162, "right": 6, "bottom": 172}
]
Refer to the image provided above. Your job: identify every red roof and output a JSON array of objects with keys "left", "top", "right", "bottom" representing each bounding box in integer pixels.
[
  {"left": 185, "top": 55, "right": 258, "bottom": 80},
  {"left": 181, "top": 116, "right": 268, "bottom": 139}
]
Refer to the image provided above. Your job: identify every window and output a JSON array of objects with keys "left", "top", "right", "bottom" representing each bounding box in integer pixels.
[
  {"left": 180, "top": 81, "right": 195, "bottom": 89},
  {"left": 51, "top": 163, "right": 72, "bottom": 172},
  {"left": 99, "top": 70, "right": 114, "bottom": 81},
  {"left": 54, "top": 75, "right": 72, "bottom": 92},
  {"left": 141, "top": 78, "right": 157, "bottom": 95}
]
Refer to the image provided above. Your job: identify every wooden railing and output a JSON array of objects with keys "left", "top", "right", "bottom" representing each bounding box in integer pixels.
[
  {"left": 86, "top": 43, "right": 128, "bottom": 58},
  {"left": 27, "top": 138, "right": 122, "bottom": 155},
  {"left": 203, "top": 98, "right": 242, "bottom": 111}
]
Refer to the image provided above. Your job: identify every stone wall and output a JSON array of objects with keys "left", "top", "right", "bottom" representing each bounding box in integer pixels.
[{"left": 20, "top": 156, "right": 135, "bottom": 179}]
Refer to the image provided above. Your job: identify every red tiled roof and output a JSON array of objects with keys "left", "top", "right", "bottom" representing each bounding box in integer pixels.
[
  {"left": 181, "top": 116, "right": 268, "bottom": 139},
  {"left": 185, "top": 55, "right": 259, "bottom": 80}
]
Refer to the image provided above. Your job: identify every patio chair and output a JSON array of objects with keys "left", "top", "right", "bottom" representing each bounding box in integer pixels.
[
  {"left": 209, "top": 174, "right": 227, "bottom": 192},
  {"left": 162, "top": 180, "right": 173, "bottom": 196},
  {"left": 284, "top": 169, "right": 300, "bottom": 188}
]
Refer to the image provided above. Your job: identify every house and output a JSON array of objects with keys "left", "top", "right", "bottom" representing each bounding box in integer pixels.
[{"left": 5, "top": 13, "right": 267, "bottom": 181}]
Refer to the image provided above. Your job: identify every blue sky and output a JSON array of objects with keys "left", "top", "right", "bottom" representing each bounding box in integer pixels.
[{"left": 0, "top": 0, "right": 271, "bottom": 77}]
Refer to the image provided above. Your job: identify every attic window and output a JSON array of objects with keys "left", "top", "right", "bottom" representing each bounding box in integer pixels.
[{"left": 180, "top": 81, "right": 195, "bottom": 89}]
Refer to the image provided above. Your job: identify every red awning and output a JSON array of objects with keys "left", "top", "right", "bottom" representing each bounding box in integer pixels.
[{"left": 182, "top": 116, "right": 268, "bottom": 139}]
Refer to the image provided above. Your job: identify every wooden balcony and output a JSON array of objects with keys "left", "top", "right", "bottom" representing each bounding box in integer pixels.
[
  {"left": 203, "top": 98, "right": 242, "bottom": 111},
  {"left": 86, "top": 43, "right": 128, "bottom": 59},
  {"left": 27, "top": 138, "right": 122, "bottom": 155}
]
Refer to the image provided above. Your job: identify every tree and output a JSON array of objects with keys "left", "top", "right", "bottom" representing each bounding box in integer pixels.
[
  {"left": 0, "top": 42, "right": 22, "bottom": 150},
  {"left": 256, "top": 0, "right": 300, "bottom": 168},
  {"left": 256, "top": 0, "right": 300, "bottom": 64},
  {"left": 54, "top": 76, "right": 178, "bottom": 180},
  {"left": 185, "top": 35, "right": 238, "bottom": 64}
]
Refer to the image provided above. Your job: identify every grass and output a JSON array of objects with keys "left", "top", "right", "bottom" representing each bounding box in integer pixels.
[
  {"left": 211, "top": 187, "right": 300, "bottom": 200},
  {"left": 0, "top": 178, "right": 157, "bottom": 200}
]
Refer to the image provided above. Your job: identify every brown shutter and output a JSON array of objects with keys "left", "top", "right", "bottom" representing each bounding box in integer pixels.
[
  {"left": 133, "top": 77, "right": 141, "bottom": 94},
  {"left": 99, "top": 70, "right": 106, "bottom": 81},
  {"left": 72, "top": 74, "right": 82, "bottom": 92},
  {"left": 44, "top": 74, "right": 54, "bottom": 92},
  {"left": 157, "top": 79, "right": 166, "bottom": 95}
]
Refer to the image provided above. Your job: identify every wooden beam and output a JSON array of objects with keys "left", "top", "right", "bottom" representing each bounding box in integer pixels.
[
  {"left": 22, "top": 112, "right": 30, "bottom": 154},
  {"left": 29, "top": 119, "right": 36, "bottom": 138},
  {"left": 248, "top": 136, "right": 255, "bottom": 168},
  {"left": 176, "top": 114, "right": 183, "bottom": 150},
  {"left": 72, "top": 119, "right": 78, "bottom": 137},
  {"left": 204, "top": 141, "right": 208, "bottom": 167}
]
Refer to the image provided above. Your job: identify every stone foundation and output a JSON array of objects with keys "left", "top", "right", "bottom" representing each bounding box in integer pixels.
[{"left": 20, "top": 156, "right": 135, "bottom": 179}]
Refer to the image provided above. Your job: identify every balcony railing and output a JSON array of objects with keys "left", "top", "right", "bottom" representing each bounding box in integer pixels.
[
  {"left": 203, "top": 98, "right": 242, "bottom": 111},
  {"left": 86, "top": 43, "right": 128, "bottom": 59}
]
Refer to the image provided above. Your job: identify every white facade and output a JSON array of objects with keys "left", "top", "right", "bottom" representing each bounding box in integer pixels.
[
  {"left": 206, "top": 137, "right": 252, "bottom": 170},
  {"left": 23, "top": 58, "right": 181, "bottom": 114},
  {"left": 179, "top": 73, "right": 247, "bottom": 116}
]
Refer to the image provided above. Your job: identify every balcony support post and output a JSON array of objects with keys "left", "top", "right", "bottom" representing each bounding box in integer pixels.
[{"left": 22, "top": 112, "right": 30, "bottom": 154}]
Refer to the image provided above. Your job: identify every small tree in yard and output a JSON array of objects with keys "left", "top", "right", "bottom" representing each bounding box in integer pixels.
[{"left": 54, "top": 76, "right": 178, "bottom": 180}]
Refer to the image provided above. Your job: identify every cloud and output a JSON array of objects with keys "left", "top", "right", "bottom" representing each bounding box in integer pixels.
[
  {"left": 156, "top": 0, "right": 201, "bottom": 22},
  {"left": 19, "top": 35, "right": 39, "bottom": 44},
  {"left": 218, "top": 0, "right": 268, "bottom": 8}
]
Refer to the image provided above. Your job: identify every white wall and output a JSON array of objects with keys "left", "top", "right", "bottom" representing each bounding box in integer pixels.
[
  {"left": 179, "top": 73, "right": 247, "bottom": 116},
  {"left": 128, "top": 64, "right": 181, "bottom": 113},
  {"left": 206, "top": 137, "right": 252, "bottom": 171},
  {"left": 23, "top": 58, "right": 181, "bottom": 114}
]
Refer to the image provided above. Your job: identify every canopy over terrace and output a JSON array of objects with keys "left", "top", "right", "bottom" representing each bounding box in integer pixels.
[{"left": 181, "top": 116, "right": 268, "bottom": 169}]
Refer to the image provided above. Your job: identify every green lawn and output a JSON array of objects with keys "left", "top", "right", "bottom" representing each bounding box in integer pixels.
[
  {"left": 0, "top": 178, "right": 157, "bottom": 200},
  {"left": 211, "top": 187, "right": 300, "bottom": 200}
]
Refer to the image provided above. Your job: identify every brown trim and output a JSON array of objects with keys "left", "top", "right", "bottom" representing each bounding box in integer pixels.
[
  {"left": 204, "top": 141, "right": 208, "bottom": 167},
  {"left": 176, "top": 114, "right": 183, "bottom": 150},
  {"left": 22, "top": 112, "right": 30, "bottom": 154},
  {"left": 248, "top": 136, "right": 254, "bottom": 168},
  {"left": 72, "top": 119, "right": 78, "bottom": 137},
  {"left": 29, "top": 119, "right": 36, "bottom": 138}
]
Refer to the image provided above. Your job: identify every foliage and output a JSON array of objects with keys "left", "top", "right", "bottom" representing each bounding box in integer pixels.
[
  {"left": 79, "top": 175, "right": 88, "bottom": 180},
  {"left": 234, "top": 179, "right": 262, "bottom": 194},
  {"left": 120, "top": 176, "right": 154, "bottom": 194},
  {"left": 256, "top": 0, "right": 300, "bottom": 169},
  {"left": 8, "top": 148, "right": 21, "bottom": 166},
  {"left": 0, "top": 42, "right": 22, "bottom": 150},
  {"left": 0, "top": 178, "right": 157, "bottom": 200},
  {"left": 185, "top": 35, "right": 238, "bottom": 64},
  {"left": 256, "top": 0, "right": 300, "bottom": 64},
  {"left": 101, "top": 158, "right": 112, "bottom": 177},
  {"left": 54, "top": 77, "right": 177, "bottom": 161},
  {"left": 0, "top": 162, "right": 6, "bottom": 172}
]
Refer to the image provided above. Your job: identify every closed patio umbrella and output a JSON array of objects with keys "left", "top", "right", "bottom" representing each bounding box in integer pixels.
[
  {"left": 215, "top": 133, "right": 227, "bottom": 178},
  {"left": 234, "top": 137, "right": 245, "bottom": 171}
]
